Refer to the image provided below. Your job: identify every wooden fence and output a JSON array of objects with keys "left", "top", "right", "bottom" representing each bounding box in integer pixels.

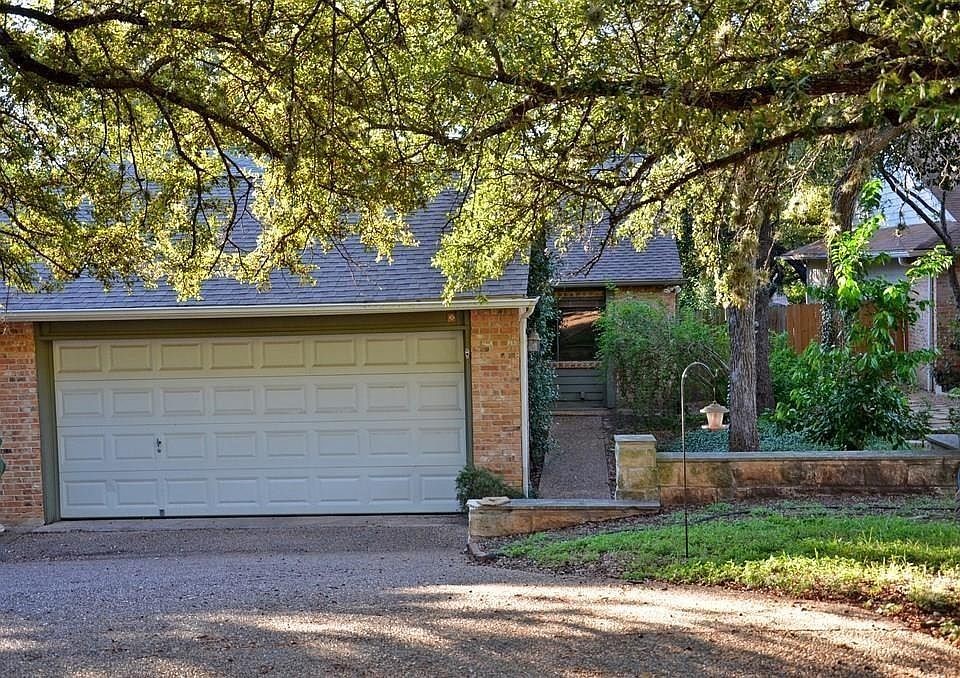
[{"left": 784, "top": 303, "right": 908, "bottom": 353}]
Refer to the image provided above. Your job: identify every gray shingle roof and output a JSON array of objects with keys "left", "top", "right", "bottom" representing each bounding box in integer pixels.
[
  {"left": 782, "top": 221, "right": 960, "bottom": 261},
  {"left": 2, "top": 189, "right": 529, "bottom": 315},
  {"left": 552, "top": 219, "right": 683, "bottom": 286},
  {"left": 3, "top": 189, "right": 682, "bottom": 316}
]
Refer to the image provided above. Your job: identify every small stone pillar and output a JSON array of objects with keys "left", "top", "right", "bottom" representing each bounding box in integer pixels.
[{"left": 615, "top": 434, "right": 659, "bottom": 502}]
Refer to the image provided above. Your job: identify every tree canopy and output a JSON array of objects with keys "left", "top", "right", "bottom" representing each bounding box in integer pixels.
[{"left": 3, "top": 1, "right": 960, "bottom": 299}]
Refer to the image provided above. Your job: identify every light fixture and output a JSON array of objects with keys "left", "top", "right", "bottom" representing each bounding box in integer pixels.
[
  {"left": 527, "top": 328, "right": 541, "bottom": 354},
  {"left": 700, "top": 401, "right": 730, "bottom": 432}
]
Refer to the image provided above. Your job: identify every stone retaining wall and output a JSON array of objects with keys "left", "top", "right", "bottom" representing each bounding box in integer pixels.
[
  {"left": 467, "top": 499, "right": 659, "bottom": 539},
  {"left": 615, "top": 436, "right": 960, "bottom": 506}
]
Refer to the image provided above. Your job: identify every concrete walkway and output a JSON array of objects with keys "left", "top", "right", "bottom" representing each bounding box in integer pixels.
[
  {"left": 909, "top": 391, "right": 955, "bottom": 432},
  {"left": 2, "top": 521, "right": 958, "bottom": 676},
  {"left": 537, "top": 411, "right": 611, "bottom": 499}
]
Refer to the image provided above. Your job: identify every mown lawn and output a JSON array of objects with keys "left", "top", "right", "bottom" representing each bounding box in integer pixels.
[{"left": 500, "top": 502, "right": 960, "bottom": 644}]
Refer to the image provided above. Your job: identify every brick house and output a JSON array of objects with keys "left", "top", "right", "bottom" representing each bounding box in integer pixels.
[{"left": 0, "top": 191, "right": 680, "bottom": 525}]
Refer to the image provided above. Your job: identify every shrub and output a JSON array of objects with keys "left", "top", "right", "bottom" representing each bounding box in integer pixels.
[
  {"left": 769, "top": 332, "right": 803, "bottom": 407},
  {"left": 597, "top": 299, "right": 728, "bottom": 423},
  {"left": 455, "top": 465, "right": 523, "bottom": 511},
  {"left": 772, "top": 341, "right": 930, "bottom": 449}
]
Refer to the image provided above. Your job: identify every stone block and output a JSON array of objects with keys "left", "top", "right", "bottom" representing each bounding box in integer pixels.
[
  {"left": 730, "top": 461, "right": 785, "bottom": 485},
  {"left": 862, "top": 461, "right": 909, "bottom": 488},
  {"left": 813, "top": 462, "right": 863, "bottom": 487},
  {"left": 615, "top": 435, "right": 658, "bottom": 501},
  {"left": 684, "top": 461, "right": 733, "bottom": 488},
  {"left": 660, "top": 486, "right": 721, "bottom": 506},
  {"left": 906, "top": 462, "right": 953, "bottom": 487},
  {"left": 656, "top": 461, "right": 682, "bottom": 486}
]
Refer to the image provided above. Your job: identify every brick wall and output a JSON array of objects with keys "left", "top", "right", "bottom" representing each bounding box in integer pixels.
[
  {"left": 0, "top": 322, "right": 43, "bottom": 524},
  {"left": 469, "top": 308, "right": 524, "bottom": 488},
  {"left": 934, "top": 265, "right": 960, "bottom": 390},
  {"left": 936, "top": 265, "right": 959, "bottom": 352},
  {"left": 910, "top": 276, "right": 934, "bottom": 390}
]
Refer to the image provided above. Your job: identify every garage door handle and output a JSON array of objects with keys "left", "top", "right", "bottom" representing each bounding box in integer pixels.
[{"left": 156, "top": 438, "right": 162, "bottom": 454}]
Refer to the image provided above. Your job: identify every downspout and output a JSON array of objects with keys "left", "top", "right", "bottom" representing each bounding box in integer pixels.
[
  {"left": 519, "top": 302, "right": 537, "bottom": 498},
  {"left": 931, "top": 273, "right": 938, "bottom": 392}
]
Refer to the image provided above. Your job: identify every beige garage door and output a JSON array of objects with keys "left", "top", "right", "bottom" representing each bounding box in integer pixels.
[{"left": 54, "top": 331, "right": 466, "bottom": 517}]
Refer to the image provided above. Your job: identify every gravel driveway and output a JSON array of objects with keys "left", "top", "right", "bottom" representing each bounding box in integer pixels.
[{"left": 1, "top": 517, "right": 958, "bottom": 677}]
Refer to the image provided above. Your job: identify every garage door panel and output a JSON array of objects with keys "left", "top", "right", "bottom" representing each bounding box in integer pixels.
[
  {"left": 211, "top": 387, "right": 257, "bottom": 415},
  {"left": 159, "top": 343, "right": 204, "bottom": 371},
  {"left": 265, "top": 476, "right": 312, "bottom": 507},
  {"left": 313, "top": 338, "right": 356, "bottom": 366},
  {"left": 111, "top": 389, "right": 154, "bottom": 416},
  {"left": 316, "top": 475, "right": 362, "bottom": 504},
  {"left": 415, "top": 335, "right": 462, "bottom": 366},
  {"left": 114, "top": 434, "right": 157, "bottom": 461},
  {"left": 262, "top": 339, "right": 305, "bottom": 368},
  {"left": 62, "top": 478, "right": 110, "bottom": 515},
  {"left": 108, "top": 343, "right": 152, "bottom": 372},
  {"left": 57, "top": 344, "right": 102, "bottom": 373},
  {"left": 315, "top": 384, "right": 359, "bottom": 413},
  {"left": 263, "top": 386, "right": 307, "bottom": 414},
  {"left": 210, "top": 341, "right": 255, "bottom": 369},
  {"left": 55, "top": 330, "right": 467, "bottom": 517},
  {"left": 366, "top": 383, "right": 410, "bottom": 412},
  {"left": 165, "top": 477, "right": 211, "bottom": 512},
  {"left": 363, "top": 336, "right": 408, "bottom": 366},
  {"left": 60, "top": 433, "right": 107, "bottom": 463},
  {"left": 115, "top": 479, "right": 161, "bottom": 509},
  {"left": 59, "top": 389, "right": 105, "bottom": 418},
  {"left": 419, "top": 382, "right": 463, "bottom": 413},
  {"left": 161, "top": 388, "right": 205, "bottom": 416},
  {"left": 214, "top": 432, "right": 258, "bottom": 460},
  {"left": 215, "top": 477, "right": 262, "bottom": 508},
  {"left": 420, "top": 474, "right": 459, "bottom": 506}
]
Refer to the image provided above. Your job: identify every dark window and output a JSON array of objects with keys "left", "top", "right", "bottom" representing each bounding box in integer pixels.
[{"left": 555, "top": 290, "right": 605, "bottom": 362}]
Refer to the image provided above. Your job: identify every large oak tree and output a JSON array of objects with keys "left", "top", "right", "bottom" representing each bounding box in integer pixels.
[{"left": 3, "top": 0, "right": 960, "bottom": 447}]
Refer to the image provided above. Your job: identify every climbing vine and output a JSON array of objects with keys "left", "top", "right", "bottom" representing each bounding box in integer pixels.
[{"left": 527, "top": 234, "right": 558, "bottom": 472}]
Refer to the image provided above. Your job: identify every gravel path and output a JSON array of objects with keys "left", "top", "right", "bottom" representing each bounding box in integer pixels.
[
  {"left": 538, "top": 413, "right": 612, "bottom": 498},
  {"left": 2, "top": 521, "right": 959, "bottom": 677}
]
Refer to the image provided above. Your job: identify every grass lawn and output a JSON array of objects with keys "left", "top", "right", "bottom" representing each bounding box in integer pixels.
[{"left": 499, "top": 500, "right": 960, "bottom": 645}]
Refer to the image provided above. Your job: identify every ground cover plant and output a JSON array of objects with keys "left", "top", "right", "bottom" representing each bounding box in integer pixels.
[
  {"left": 499, "top": 499, "right": 960, "bottom": 645},
  {"left": 660, "top": 419, "right": 831, "bottom": 454}
]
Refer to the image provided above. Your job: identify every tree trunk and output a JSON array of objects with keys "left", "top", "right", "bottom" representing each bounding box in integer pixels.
[
  {"left": 755, "top": 283, "right": 775, "bottom": 413},
  {"left": 728, "top": 295, "right": 760, "bottom": 451},
  {"left": 754, "top": 210, "right": 777, "bottom": 413}
]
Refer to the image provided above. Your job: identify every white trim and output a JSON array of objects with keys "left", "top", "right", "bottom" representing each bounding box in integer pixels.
[
  {"left": 2, "top": 297, "right": 536, "bottom": 322},
  {"left": 519, "top": 305, "right": 534, "bottom": 498}
]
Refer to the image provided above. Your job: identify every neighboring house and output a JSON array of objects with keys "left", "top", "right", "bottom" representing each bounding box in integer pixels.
[
  {"left": 782, "top": 182, "right": 960, "bottom": 391},
  {"left": 0, "top": 191, "right": 680, "bottom": 524},
  {"left": 551, "top": 226, "right": 683, "bottom": 409}
]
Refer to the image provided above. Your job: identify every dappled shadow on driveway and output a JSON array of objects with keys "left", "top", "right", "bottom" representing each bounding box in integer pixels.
[{"left": 1, "top": 535, "right": 958, "bottom": 676}]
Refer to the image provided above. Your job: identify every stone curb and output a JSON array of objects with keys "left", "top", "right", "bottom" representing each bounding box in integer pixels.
[{"left": 466, "top": 540, "right": 496, "bottom": 562}]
